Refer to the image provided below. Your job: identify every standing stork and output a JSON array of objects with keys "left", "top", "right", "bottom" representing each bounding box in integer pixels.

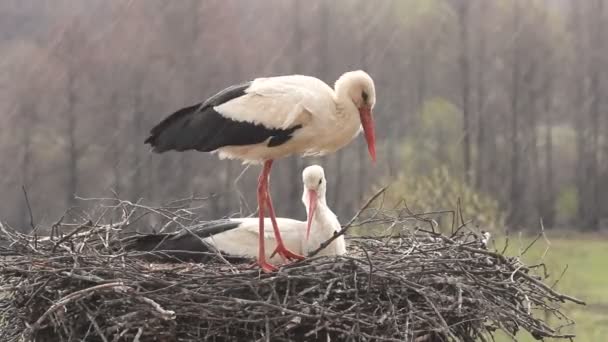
[
  {"left": 145, "top": 71, "right": 376, "bottom": 272},
  {"left": 125, "top": 165, "right": 346, "bottom": 263}
]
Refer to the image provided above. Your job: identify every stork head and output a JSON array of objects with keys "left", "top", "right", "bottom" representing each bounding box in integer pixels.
[
  {"left": 302, "top": 165, "right": 327, "bottom": 240},
  {"left": 335, "top": 70, "right": 377, "bottom": 163}
]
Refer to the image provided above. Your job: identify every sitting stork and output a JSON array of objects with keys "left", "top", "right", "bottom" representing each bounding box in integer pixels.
[
  {"left": 145, "top": 71, "right": 376, "bottom": 271},
  {"left": 124, "top": 165, "right": 346, "bottom": 264}
]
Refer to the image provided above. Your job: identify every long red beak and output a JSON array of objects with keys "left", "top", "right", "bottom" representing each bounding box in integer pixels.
[
  {"left": 305, "top": 189, "right": 317, "bottom": 241},
  {"left": 359, "top": 106, "right": 376, "bottom": 162}
]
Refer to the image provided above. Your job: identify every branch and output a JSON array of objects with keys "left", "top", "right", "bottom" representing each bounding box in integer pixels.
[
  {"left": 26, "top": 282, "right": 128, "bottom": 333},
  {"left": 307, "top": 186, "right": 387, "bottom": 257}
]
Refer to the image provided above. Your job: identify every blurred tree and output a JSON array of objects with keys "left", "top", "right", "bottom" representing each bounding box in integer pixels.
[
  {"left": 0, "top": 0, "right": 605, "bottom": 232},
  {"left": 400, "top": 98, "right": 463, "bottom": 175},
  {"left": 56, "top": 21, "right": 88, "bottom": 209},
  {"left": 17, "top": 100, "right": 35, "bottom": 227},
  {"left": 474, "top": 0, "right": 489, "bottom": 192},
  {"left": 585, "top": 0, "right": 603, "bottom": 231},
  {"left": 287, "top": 0, "right": 304, "bottom": 218},
  {"left": 538, "top": 0, "right": 557, "bottom": 228},
  {"left": 507, "top": 0, "right": 524, "bottom": 229},
  {"left": 384, "top": 166, "right": 504, "bottom": 233},
  {"left": 453, "top": 0, "right": 473, "bottom": 185}
]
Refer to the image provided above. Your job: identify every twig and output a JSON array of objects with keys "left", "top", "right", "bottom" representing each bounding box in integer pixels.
[
  {"left": 138, "top": 297, "right": 176, "bottom": 320},
  {"left": 308, "top": 186, "right": 387, "bottom": 257},
  {"left": 133, "top": 327, "right": 143, "bottom": 342},
  {"left": 85, "top": 311, "right": 109, "bottom": 342},
  {"left": 27, "top": 282, "right": 127, "bottom": 332},
  {"left": 22, "top": 186, "right": 36, "bottom": 233},
  {"left": 51, "top": 220, "right": 93, "bottom": 253}
]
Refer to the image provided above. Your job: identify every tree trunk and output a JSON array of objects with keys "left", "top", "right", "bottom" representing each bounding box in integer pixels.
[
  {"left": 527, "top": 61, "right": 542, "bottom": 227},
  {"left": 109, "top": 93, "right": 122, "bottom": 196},
  {"left": 222, "top": 161, "right": 234, "bottom": 215},
  {"left": 571, "top": 2, "right": 587, "bottom": 227},
  {"left": 586, "top": 0, "right": 603, "bottom": 231},
  {"left": 457, "top": 0, "right": 472, "bottom": 185},
  {"left": 540, "top": 0, "right": 556, "bottom": 228},
  {"left": 66, "top": 74, "right": 78, "bottom": 208},
  {"left": 18, "top": 102, "right": 34, "bottom": 229},
  {"left": 508, "top": 0, "right": 522, "bottom": 229},
  {"left": 131, "top": 76, "right": 145, "bottom": 202},
  {"left": 357, "top": 18, "right": 370, "bottom": 208},
  {"left": 317, "top": 0, "right": 331, "bottom": 175},
  {"left": 542, "top": 72, "right": 556, "bottom": 228},
  {"left": 474, "top": 0, "right": 487, "bottom": 191},
  {"left": 357, "top": 140, "right": 367, "bottom": 204},
  {"left": 287, "top": 0, "right": 303, "bottom": 218}
]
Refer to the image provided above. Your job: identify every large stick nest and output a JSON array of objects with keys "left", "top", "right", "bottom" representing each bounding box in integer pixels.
[{"left": 0, "top": 195, "right": 584, "bottom": 341}]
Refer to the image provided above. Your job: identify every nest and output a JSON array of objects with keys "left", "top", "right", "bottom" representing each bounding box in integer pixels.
[{"left": 0, "top": 195, "right": 584, "bottom": 342}]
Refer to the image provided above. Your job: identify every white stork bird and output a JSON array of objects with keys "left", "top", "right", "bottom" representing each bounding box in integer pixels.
[
  {"left": 125, "top": 165, "right": 346, "bottom": 264},
  {"left": 145, "top": 70, "right": 375, "bottom": 272}
]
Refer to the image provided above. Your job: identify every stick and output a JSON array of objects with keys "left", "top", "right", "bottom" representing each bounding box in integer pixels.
[
  {"left": 27, "top": 282, "right": 127, "bottom": 332},
  {"left": 308, "top": 186, "right": 387, "bottom": 257}
]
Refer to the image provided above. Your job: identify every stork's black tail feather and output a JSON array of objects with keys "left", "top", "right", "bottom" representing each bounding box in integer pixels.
[
  {"left": 144, "top": 103, "right": 204, "bottom": 152},
  {"left": 121, "top": 220, "right": 251, "bottom": 263},
  {"left": 122, "top": 233, "right": 173, "bottom": 253}
]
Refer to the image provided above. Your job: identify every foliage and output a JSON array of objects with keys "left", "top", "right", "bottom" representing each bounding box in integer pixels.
[
  {"left": 384, "top": 166, "right": 504, "bottom": 232},
  {"left": 555, "top": 185, "right": 578, "bottom": 224},
  {"left": 539, "top": 124, "right": 577, "bottom": 165},
  {"left": 394, "top": 0, "right": 451, "bottom": 29},
  {"left": 389, "top": 97, "right": 503, "bottom": 231},
  {"left": 400, "top": 97, "right": 464, "bottom": 176}
]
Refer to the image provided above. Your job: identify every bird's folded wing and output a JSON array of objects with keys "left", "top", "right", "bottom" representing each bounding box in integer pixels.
[
  {"left": 171, "top": 220, "right": 242, "bottom": 240},
  {"left": 215, "top": 75, "right": 336, "bottom": 130},
  {"left": 239, "top": 217, "right": 305, "bottom": 240}
]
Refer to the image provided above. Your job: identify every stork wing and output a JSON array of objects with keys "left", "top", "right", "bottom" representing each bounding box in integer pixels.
[
  {"left": 215, "top": 75, "right": 336, "bottom": 130},
  {"left": 240, "top": 217, "right": 305, "bottom": 240},
  {"left": 145, "top": 81, "right": 302, "bottom": 153},
  {"left": 171, "top": 220, "right": 243, "bottom": 240}
]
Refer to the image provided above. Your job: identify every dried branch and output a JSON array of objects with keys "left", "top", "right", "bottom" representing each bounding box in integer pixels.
[{"left": 308, "top": 186, "right": 387, "bottom": 257}]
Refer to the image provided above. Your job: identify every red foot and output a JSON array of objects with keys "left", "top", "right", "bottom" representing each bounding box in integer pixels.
[
  {"left": 258, "top": 260, "right": 278, "bottom": 273},
  {"left": 272, "top": 244, "right": 305, "bottom": 262}
]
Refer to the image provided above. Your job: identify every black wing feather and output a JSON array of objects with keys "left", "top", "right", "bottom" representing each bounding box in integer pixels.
[
  {"left": 145, "top": 82, "right": 301, "bottom": 153},
  {"left": 122, "top": 220, "right": 250, "bottom": 263}
]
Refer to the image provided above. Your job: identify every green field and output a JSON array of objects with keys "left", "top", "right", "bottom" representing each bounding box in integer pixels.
[{"left": 494, "top": 233, "right": 608, "bottom": 341}]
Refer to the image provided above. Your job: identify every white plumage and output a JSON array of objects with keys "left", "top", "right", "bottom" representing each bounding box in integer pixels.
[
  {"left": 145, "top": 70, "right": 376, "bottom": 272},
  {"left": 215, "top": 75, "right": 335, "bottom": 129},
  {"left": 126, "top": 165, "right": 346, "bottom": 264},
  {"left": 203, "top": 165, "right": 346, "bottom": 263},
  {"left": 213, "top": 71, "right": 376, "bottom": 163}
]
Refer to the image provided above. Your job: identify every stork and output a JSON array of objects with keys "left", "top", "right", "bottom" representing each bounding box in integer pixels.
[
  {"left": 145, "top": 70, "right": 376, "bottom": 272},
  {"left": 125, "top": 165, "right": 346, "bottom": 263}
]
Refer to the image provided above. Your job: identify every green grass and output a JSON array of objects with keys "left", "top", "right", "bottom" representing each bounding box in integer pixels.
[{"left": 493, "top": 233, "right": 608, "bottom": 341}]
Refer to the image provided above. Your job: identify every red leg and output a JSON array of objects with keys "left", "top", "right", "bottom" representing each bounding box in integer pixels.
[
  {"left": 263, "top": 161, "right": 305, "bottom": 262},
  {"left": 266, "top": 192, "right": 305, "bottom": 261},
  {"left": 257, "top": 162, "right": 277, "bottom": 273}
]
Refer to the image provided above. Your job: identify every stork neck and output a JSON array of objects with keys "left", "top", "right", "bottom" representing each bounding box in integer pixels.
[
  {"left": 333, "top": 81, "right": 361, "bottom": 138},
  {"left": 304, "top": 201, "right": 344, "bottom": 256},
  {"left": 306, "top": 200, "right": 336, "bottom": 233},
  {"left": 334, "top": 86, "right": 357, "bottom": 116},
  {"left": 334, "top": 84, "right": 349, "bottom": 103}
]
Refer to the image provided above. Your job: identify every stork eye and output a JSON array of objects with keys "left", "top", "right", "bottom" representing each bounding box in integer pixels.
[{"left": 361, "top": 91, "right": 369, "bottom": 102}]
